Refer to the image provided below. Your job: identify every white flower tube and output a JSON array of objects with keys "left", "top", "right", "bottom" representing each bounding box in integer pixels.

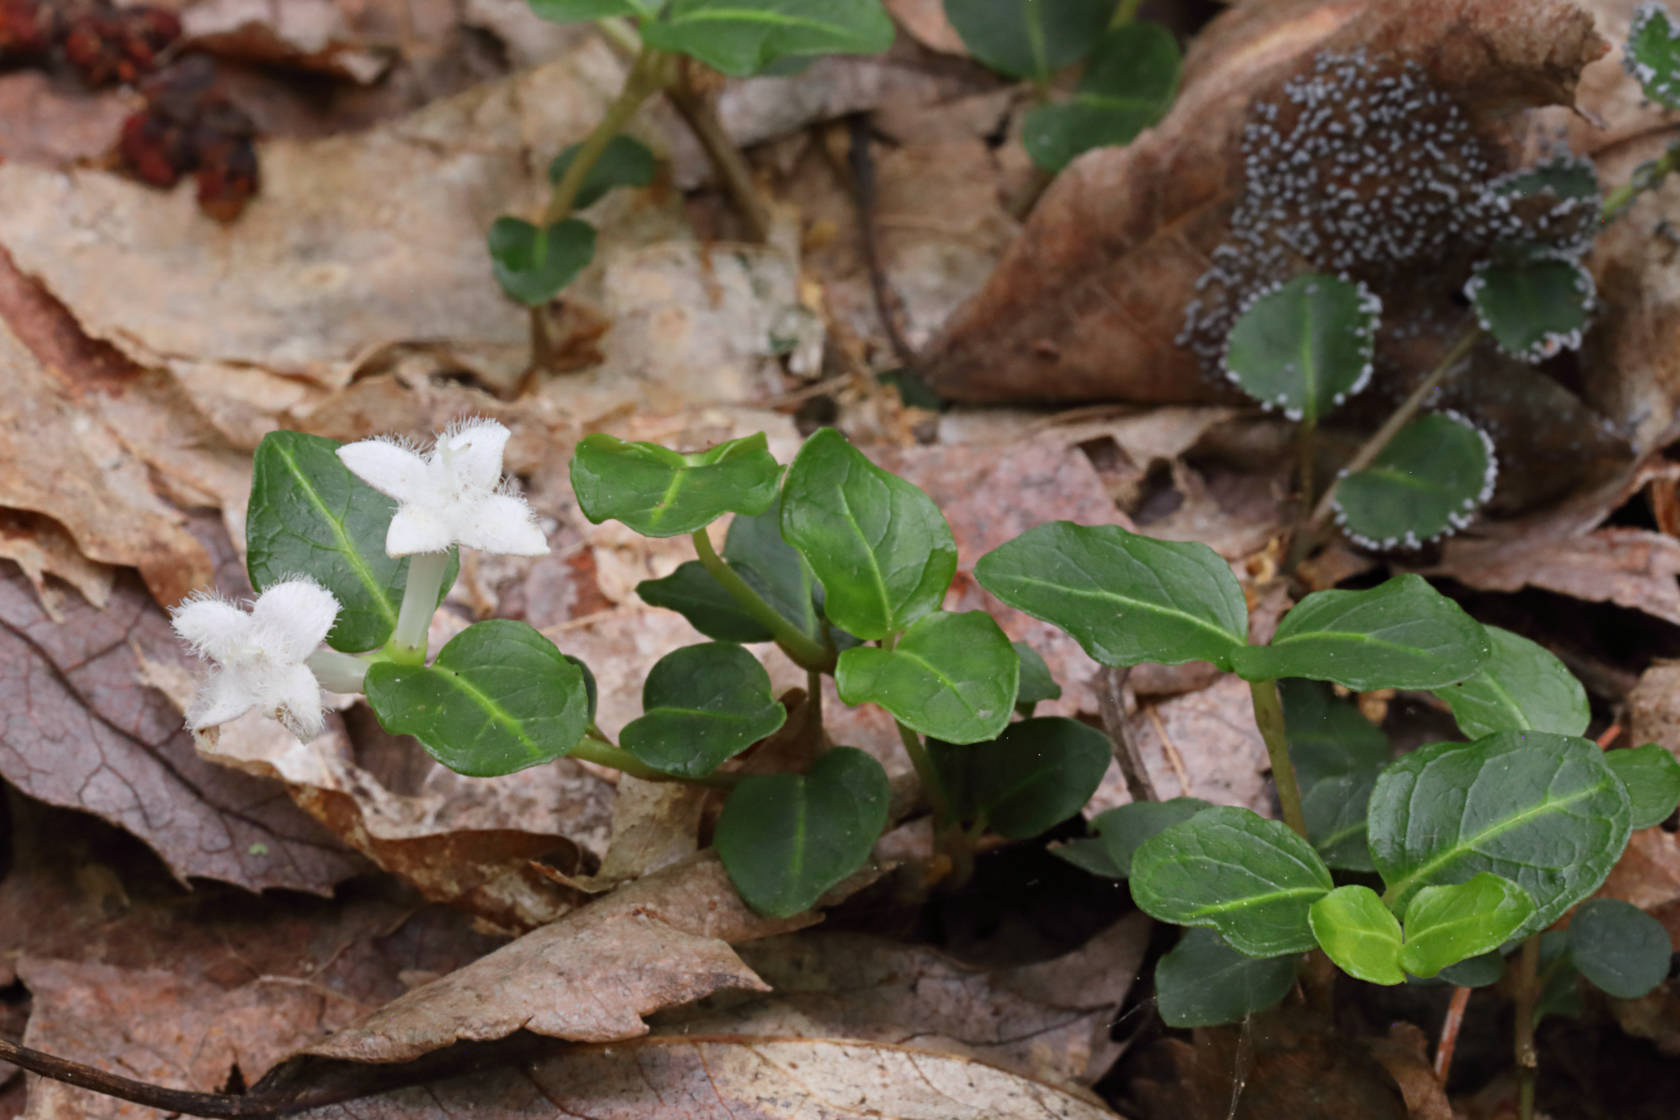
[{"left": 170, "top": 577, "right": 341, "bottom": 740}]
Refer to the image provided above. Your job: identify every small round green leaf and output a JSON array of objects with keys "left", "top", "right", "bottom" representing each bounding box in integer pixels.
[
  {"left": 1465, "top": 253, "right": 1595, "bottom": 363},
  {"left": 528, "top": 0, "right": 663, "bottom": 23},
  {"left": 571, "top": 432, "right": 781, "bottom": 538},
  {"left": 1435, "top": 625, "right": 1589, "bottom": 740},
  {"left": 1400, "top": 873, "right": 1535, "bottom": 979},
  {"left": 1155, "top": 928, "right": 1297, "bottom": 1028},
  {"left": 1022, "top": 23, "right": 1180, "bottom": 172},
  {"left": 942, "top": 0, "right": 1112, "bottom": 82},
  {"left": 637, "top": 561, "right": 774, "bottom": 643},
  {"left": 1369, "top": 731, "right": 1632, "bottom": 936},
  {"left": 1012, "top": 641, "right": 1061, "bottom": 715},
  {"left": 975, "top": 522, "right": 1249, "bottom": 670},
  {"left": 1131, "top": 806, "right": 1334, "bottom": 956},
  {"left": 641, "top": 0, "right": 895, "bottom": 77},
  {"left": 364, "top": 620, "right": 591, "bottom": 777},
  {"left": 1608, "top": 743, "right": 1680, "bottom": 830},
  {"left": 620, "top": 642, "right": 786, "bottom": 778},
  {"left": 1221, "top": 273, "right": 1379, "bottom": 425},
  {"left": 548, "top": 134, "right": 658, "bottom": 210},
  {"left": 1333, "top": 412, "right": 1497, "bottom": 551},
  {"left": 488, "top": 216, "right": 595, "bottom": 307},
  {"left": 1568, "top": 898, "right": 1672, "bottom": 999},
  {"left": 1231, "top": 574, "right": 1489, "bottom": 690},
  {"left": 247, "top": 430, "right": 457, "bottom": 653},
  {"left": 836, "top": 610, "right": 1017, "bottom": 744},
  {"left": 929, "top": 717, "right": 1110, "bottom": 839},
  {"left": 1052, "top": 797, "right": 1212, "bottom": 880},
  {"left": 1309, "top": 885, "right": 1405, "bottom": 985},
  {"left": 1626, "top": 2, "right": 1680, "bottom": 109},
  {"left": 781, "top": 428, "right": 956, "bottom": 640},
  {"left": 715, "top": 746, "right": 890, "bottom": 917}
]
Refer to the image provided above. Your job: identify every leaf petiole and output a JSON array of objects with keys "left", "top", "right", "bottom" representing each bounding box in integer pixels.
[
  {"left": 690, "top": 528, "right": 835, "bottom": 670},
  {"left": 571, "top": 726, "right": 737, "bottom": 788}
]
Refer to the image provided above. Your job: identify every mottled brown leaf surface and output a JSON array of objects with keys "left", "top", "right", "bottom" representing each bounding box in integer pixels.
[
  {"left": 1426, "top": 528, "right": 1680, "bottom": 628},
  {"left": 0, "top": 565, "right": 359, "bottom": 892}
]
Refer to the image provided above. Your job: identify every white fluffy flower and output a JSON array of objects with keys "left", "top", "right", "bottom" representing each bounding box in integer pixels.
[
  {"left": 336, "top": 419, "right": 549, "bottom": 557},
  {"left": 170, "top": 578, "right": 340, "bottom": 740}
]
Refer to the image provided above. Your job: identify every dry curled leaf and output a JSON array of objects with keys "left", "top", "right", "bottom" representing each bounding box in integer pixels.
[{"left": 1426, "top": 527, "right": 1680, "bottom": 628}]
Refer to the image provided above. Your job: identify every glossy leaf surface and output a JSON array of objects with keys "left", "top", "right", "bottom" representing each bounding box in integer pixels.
[
  {"left": 488, "top": 217, "right": 595, "bottom": 306},
  {"left": 1155, "top": 929, "right": 1297, "bottom": 1028},
  {"left": 1053, "top": 797, "right": 1212, "bottom": 879},
  {"left": 571, "top": 432, "right": 781, "bottom": 537},
  {"left": 1221, "top": 273, "right": 1378, "bottom": 425},
  {"left": 836, "top": 610, "right": 1017, "bottom": 744},
  {"left": 1309, "top": 885, "right": 1404, "bottom": 985},
  {"left": 1568, "top": 898, "right": 1672, "bottom": 999},
  {"left": 1022, "top": 22, "right": 1180, "bottom": 172},
  {"left": 1607, "top": 742, "right": 1680, "bottom": 830},
  {"left": 636, "top": 561, "right": 772, "bottom": 643},
  {"left": 1333, "top": 412, "right": 1496, "bottom": 550},
  {"left": 1465, "top": 254, "right": 1595, "bottom": 363},
  {"left": 930, "top": 717, "right": 1110, "bottom": 839},
  {"left": 1400, "top": 873, "right": 1535, "bottom": 979},
  {"left": 1435, "top": 625, "right": 1588, "bottom": 740},
  {"left": 620, "top": 643, "right": 786, "bottom": 777},
  {"left": 642, "top": 0, "right": 894, "bottom": 77}
]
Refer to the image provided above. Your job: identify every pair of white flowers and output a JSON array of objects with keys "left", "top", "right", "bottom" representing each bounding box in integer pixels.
[{"left": 171, "top": 420, "right": 548, "bottom": 740}]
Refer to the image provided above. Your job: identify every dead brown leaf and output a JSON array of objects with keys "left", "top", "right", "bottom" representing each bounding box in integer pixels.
[
  {"left": 1366, "top": 1023, "right": 1455, "bottom": 1120},
  {"left": 0, "top": 70, "right": 128, "bottom": 168},
  {"left": 885, "top": 0, "right": 969, "bottom": 56},
  {"left": 1426, "top": 528, "right": 1680, "bottom": 628}
]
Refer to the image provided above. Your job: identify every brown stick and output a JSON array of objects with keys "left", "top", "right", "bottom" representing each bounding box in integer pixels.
[
  {"left": 1096, "top": 665, "right": 1159, "bottom": 803},
  {"left": 1433, "top": 985, "right": 1472, "bottom": 1083},
  {"left": 665, "top": 73, "right": 771, "bottom": 244}
]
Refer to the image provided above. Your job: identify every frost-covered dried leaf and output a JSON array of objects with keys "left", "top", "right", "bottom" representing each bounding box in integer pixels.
[{"left": 0, "top": 565, "right": 359, "bottom": 892}]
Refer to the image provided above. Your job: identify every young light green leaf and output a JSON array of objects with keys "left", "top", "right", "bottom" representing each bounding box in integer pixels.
[
  {"left": 620, "top": 642, "right": 786, "bottom": 777},
  {"left": 1567, "top": 898, "right": 1672, "bottom": 999},
  {"left": 641, "top": 0, "right": 895, "bottom": 77},
  {"left": 780, "top": 428, "right": 955, "bottom": 640},
  {"left": 1130, "top": 806, "right": 1334, "bottom": 956},
  {"left": 1608, "top": 743, "right": 1680, "bottom": 829},
  {"left": 1626, "top": 2, "right": 1680, "bottom": 110},
  {"left": 1465, "top": 253, "right": 1595, "bottom": 363},
  {"left": 488, "top": 216, "right": 595, "bottom": 306},
  {"left": 1012, "top": 641, "right": 1061, "bottom": 716},
  {"left": 527, "top": 0, "right": 664, "bottom": 23},
  {"left": 714, "top": 746, "right": 890, "bottom": 917},
  {"left": 247, "top": 431, "right": 456, "bottom": 653},
  {"left": 1369, "top": 731, "right": 1632, "bottom": 935},
  {"left": 1333, "top": 412, "right": 1497, "bottom": 550},
  {"left": 836, "top": 610, "right": 1017, "bottom": 744},
  {"left": 1155, "top": 929, "right": 1297, "bottom": 1028},
  {"left": 571, "top": 432, "right": 781, "bottom": 537},
  {"left": 637, "top": 561, "right": 774, "bottom": 643},
  {"left": 1021, "top": 22, "right": 1180, "bottom": 173},
  {"left": 364, "top": 620, "right": 590, "bottom": 777},
  {"left": 1052, "top": 797, "right": 1212, "bottom": 879},
  {"left": 1229, "top": 574, "right": 1490, "bottom": 690},
  {"left": 1309, "top": 885, "right": 1405, "bottom": 985},
  {"left": 975, "top": 522, "right": 1248, "bottom": 670},
  {"left": 1435, "top": 625, "right": 1588, "bottom": 740},
  {"left": 929, "top": 717, "right": 1110, "bottom": 839},
  {"left": 942, "top": 0, "right": 1113, "bottom": 82},
  {"left": 1400, "top": 873, "right": 1535, "bottom": 979},
  {"left": 548, "top": 134, "right": 658, "bottom": 209},
  {"left": 1220, "top": 273, "right": 1379, "bottom": 425}
]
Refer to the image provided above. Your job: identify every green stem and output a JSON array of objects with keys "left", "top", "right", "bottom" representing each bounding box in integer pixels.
[
  {"left": 1111, "top": 0, "right": 1144, "bottom": 27},
  {"left": 1296, "top": 415, "right": 1318, "bottom": 513},
  {"left": 690, "top": 528, "right": 834, "bottom": 670},
  {"left": 1248, "top": 678, "right": 1308, "bottom": 839},
  {"left": 545, "top": 48, "right": 670, "bottom": 226},
  {"left": 896, "top": 719, "right": 953, "bottom": 822},
  {"left": 304, "top": 648, "right": 370, "bottom": 694},
  {"left": 1287, "top": 323, "right": 1479, "bottom": 570},
  {"left": 1513, "top": 933, "right": 1541, "bottom": 1120},
  {"left": 594, "top": 15, "right": 641, "bottom": 58},
  {"left": 570, "top": 729, "right": 736, "bottom": 789},
  {"left": 386, "top": 551, "right": 450, "bottom": 666},
  {"left": 1601, "top": 137, "right": 1680, "bottom": 225}
]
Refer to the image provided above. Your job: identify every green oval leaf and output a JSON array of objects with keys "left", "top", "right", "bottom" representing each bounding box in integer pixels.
[
  {"left": 1608, "top": 742, "right": 1680, "bottom": 830},
  {"left": 1626, "top": 2, "right": 1680, "bottom": 110},
  {"left": 364, "top": 620, "right": 591, "bottom": 777},
  {"left": 1465, "top": 253, "right": 1595, "bottom": 363},
  {"left": 637, "top": 561, "right": 774, "bottom": 643},
  {"left": 620, "top": 642, "right": 786, "bottom": 777},
  {"left": 1369, "top": 731, "right": 1632, "bottom": 936},
  {"left": 247, "top": 431, "right": 457, "bottom": 653},
  {"left": 1435, "top": 625, "right": 1589, "bottom": 740},
  {"left": 942, "top": 0, "right": 1112, "bottom": 82},
  {"left": 1309, "top": 885, "right": 1405, "bottom": 985},
  {"left": 1052, "top": 797, "right": 1212, "bottom": 880},
  {"left": 835, "top": 610, "right": 1017, "bottom": 744},
  {"left": 1568, "top": 898, "right": 1672, "bottom": 999},
  {"left": 1333, "top": 412, "right": 1497, "bottom": 550},
  {"left": 975, "top": 522, "right": 1248, "bottom": 670},
  {"left": 714, "top": 746, "right": 890, "bottom": 917},
  {"left": 528, "top": 0, "right": 664, "bottom": 23},
  {"left": 548, "top": 134, "right": 658, "bottom": 209},
  {"left": 1021, "top": 22, "right": 1180, "bottom": 172},
  {"left": 1229, "top": 574, "right": 1490, "bottom": 690},
  {"left": 1221, "top": 273, "right": 1379, "bottom": 425},
  {"left": 1156, "top": 928, "right": 1297, "bottom": 1028},
  {"left": 722, "top": 504, "right": 823, "bottom": 642},
  {"left": 1012, "top": 641, "right": 1061, "bottom": 716},
  {"left": 1400, "top": 873, "right": 1535, "bottom": 979},
  {"left": 1131, "top": 806, "right": 1334, "bottom": 956},
  {"left": 571, "top": 432, "right": 781, "bottom": 538},
  {"left": 1302, "top": 774, "right": 1378, "bottom": 873},
  {"left": 1282, "top": 681, "right": 1385, "bottom": 871},
  {"left": 488, "top": 216, "right": 596, "bottom": 306},
  {"left": 930, "top": 717, "right": 1110, "bottom": 839},
  {"left": 780, "top": 428, "right": 956, "bottom": 640},
  {"left": 641, "top": 0, "right": 894, "bottom": 77}
]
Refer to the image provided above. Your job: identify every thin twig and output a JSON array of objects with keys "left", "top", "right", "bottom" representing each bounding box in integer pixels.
[
  {"left": 848, "top": 115, "right": 921, "bottom": 372},
  {"left": 1513, "top": 934, "right": 1542, "bottom": 1120},
  {"left": 666, "top": 70, "right": 770, "bottom": 243},
  {"left": 1434, "top": 985, "right": 1472, "bottom": 1082},
  {"left": 1097, "top": 666, "right": 1158, "bottom": 803}
]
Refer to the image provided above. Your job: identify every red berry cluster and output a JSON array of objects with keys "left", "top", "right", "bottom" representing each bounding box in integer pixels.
[{"left": 0, "top": 1, "right": 260, "bottom": 221}]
